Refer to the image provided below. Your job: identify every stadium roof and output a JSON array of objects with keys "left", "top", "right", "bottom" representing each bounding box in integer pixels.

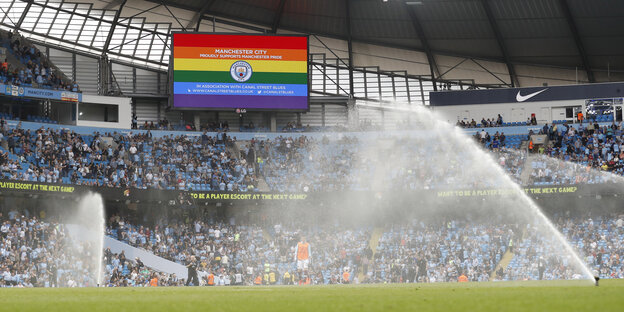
[
  {"left": 156, "top": 0, "right": 624, "bottom": 78},
  {"left": 0, "top": 0, "right": 622, "bottom": 80}
]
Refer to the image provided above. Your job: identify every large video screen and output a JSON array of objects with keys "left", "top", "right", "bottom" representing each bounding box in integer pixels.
[{"left": 172, "top": 33, "right": 309, "bottom": 110}]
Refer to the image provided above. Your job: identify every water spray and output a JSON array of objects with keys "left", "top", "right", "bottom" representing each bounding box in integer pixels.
[
  {"left": 353, "top": 100, "right": 597, "bottom": 283},
  {"left": 63, "top": 192, "right": 106, "bottom": 287}
]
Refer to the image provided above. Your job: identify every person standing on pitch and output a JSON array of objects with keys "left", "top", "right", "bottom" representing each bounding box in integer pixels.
[
  {"left": 186, "top": 256, "right": 199, "bottom": 286},
  {"left": 295, "top": 236, "right": 311, "bottom": 275},
  {"left": 416, "top": 254, "right": 428, "bottom": 283},
  {"left": 538, "top": 257, "right": 546, "bottom": 280}
]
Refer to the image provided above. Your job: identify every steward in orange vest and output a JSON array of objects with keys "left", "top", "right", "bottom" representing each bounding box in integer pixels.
[
  {"left": 296, "top": 237, "right": 311, "bottom": 272},
  {"left": 458, "top": 274, "right": 468, "bottom": 282},
  {"left": 297, "top": 240, "right": 310, "bottom": 260},
  {"left": 207, "top": 273, "right": 215, "bottom": 286},
  {"left": 254, "top": 275, "right": 262, "bottom": 285},
  {"left": 342, "top": 270, "right": 350, "bottom": 284}
]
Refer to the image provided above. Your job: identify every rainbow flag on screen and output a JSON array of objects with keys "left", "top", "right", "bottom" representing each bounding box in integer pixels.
[{"left": 172, "top": 33, "right": 309, "bottom": 110}]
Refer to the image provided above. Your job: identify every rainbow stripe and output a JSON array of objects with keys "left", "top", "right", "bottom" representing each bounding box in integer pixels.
[{"left": 172, "top": 33, "right": 308, "bottom": 110}]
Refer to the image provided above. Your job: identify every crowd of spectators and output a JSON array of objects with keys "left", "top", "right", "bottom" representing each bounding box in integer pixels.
[
  {"left": 504, "top": 215, "right": 624, "bottom": 281},
  {"left": 0, "top": 110, "right": 623, "bottom": 209},
  {"left": 572, "top": 216, "right": 624, "bottom": 279},
  {"left": 0, "top": 125, "right": 258, "bottom": 191},
  {"left": 258, "top": 133, "right": 526, "bottom": 192},
  {"left": 0, "top": 210, "right": 177, "bottom": 288},
  {"left": 1, "top": 204, "right": 622, "bottom": 288},
  {"left": 134, "top": 118, "right": 171, "bottom": 131},
  {"left": 103, "top": 248, "right": 181, "bottom": 287},
  {"left": 370, "top": 220, "right": 513, "bottom": 283},
  {"left": 526, "top": 122, "right": 624, "bottom": 185},
  {"left": 107, "top": 215, "right": 370, "bottom": 286},
  {"left": 282, "top": 121, "right": 304, "bottom": 132},
  {"left": 368, "top": 214, "right": 623, "bottom": 283},
  {"left": 473, "top": 130, "right": 510, "bottom": 149},
  {"left": 0, "top": 30, "right": 78, "bottom": 92},
  {"left": 457, "top": 115, "right": 544, "bottom": 128},
  {"left": 0, "top": 213, "right": 88, "bottom": 288},
  {"left": 1, "top": 117, "right": 624, "bottom": 192},
  {"left": 103, "top": 213, "right": 623, "bottom": 286},
  {"left": 457, "top": 115, "right": 504, "bottom": 128},
  {"left": 132, "top": 115, "right": 233, "bottom": 133}
]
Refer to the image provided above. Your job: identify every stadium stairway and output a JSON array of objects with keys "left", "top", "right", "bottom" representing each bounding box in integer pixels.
[
  {"left": 519, "top": 156, "right": 534, "bottom": 185},
  {"left": 521, "top": 147, "right": 553, "bottom": 185},
  {"left": 262, "top": 228, "right": 273, "bottom": 242},
  {"left": 233, "top": 140, "right": 270, "bottom": 191},
  {"left": 489, "top": 249, "right": 514, "bottom": 281},
  {"left": 3, "top": 48, "right": 24, "bottom": 72},
  {"left": 229, "top": 141, "right": 244, "bottom": 160},
  {"left": 103, "top": 236, "right": 189, "bottom": 280},
  {"left": 517, "top": 138, "right": 537, "bottom": 185},
  {"left": 64, "top": 224, "right": 188, "bottom": 279},
  {"left": 358, "top": 227, "right": 384, "bottom": 282},
  {"left": 101, "top": 136, "right": 117, "bottom": 150},
  {"left": 490, "top": 227, "right": 526, "bottom": 281}
]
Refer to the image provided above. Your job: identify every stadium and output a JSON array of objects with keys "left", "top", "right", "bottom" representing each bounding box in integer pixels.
[{"left": 0, "top": 0, "right": 623, "bottom": 311}]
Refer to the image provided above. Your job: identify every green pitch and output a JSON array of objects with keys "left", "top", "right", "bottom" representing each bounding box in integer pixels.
[{"left": 3, "top": 280, "right": 623, "bottom": 312}]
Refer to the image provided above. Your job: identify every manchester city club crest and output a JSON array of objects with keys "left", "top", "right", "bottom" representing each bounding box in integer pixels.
[{"left": 230, "top": 61, "right": 253, "bottom": 82}]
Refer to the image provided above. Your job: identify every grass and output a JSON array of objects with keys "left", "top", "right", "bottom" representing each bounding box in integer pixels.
[{"left": 2, "top": 279, "right": 623, "bottom": 312}]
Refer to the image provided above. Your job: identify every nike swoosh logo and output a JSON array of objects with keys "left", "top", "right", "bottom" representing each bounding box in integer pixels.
[{"left": 516, "top": 89, "right": 548, "bottom": 102}]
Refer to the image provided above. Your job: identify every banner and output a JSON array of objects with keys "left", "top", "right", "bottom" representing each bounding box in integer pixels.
[
  {"left": 0, "top": 179, "right": 615, "bottom": 204},
  {"left": 1, "top": 83, "right": 82, "bottom": 102},
  {"left": 436, "top": 186, "right": 579, "bottom": 198},
  {"left": 430, "top": 82, "right": 624, "bottom": 106},
  {"left": 171, "top": 33, "right": 309, "bottom": 110},
  {"left": 188, "top": 192, "right": 308, "bottom": 201},
  {"left": 0, "top": 180, "right": 75, "bottom": 193},
  {"left": 0, "top": 179, "right": 309, "bottom": 203}
]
